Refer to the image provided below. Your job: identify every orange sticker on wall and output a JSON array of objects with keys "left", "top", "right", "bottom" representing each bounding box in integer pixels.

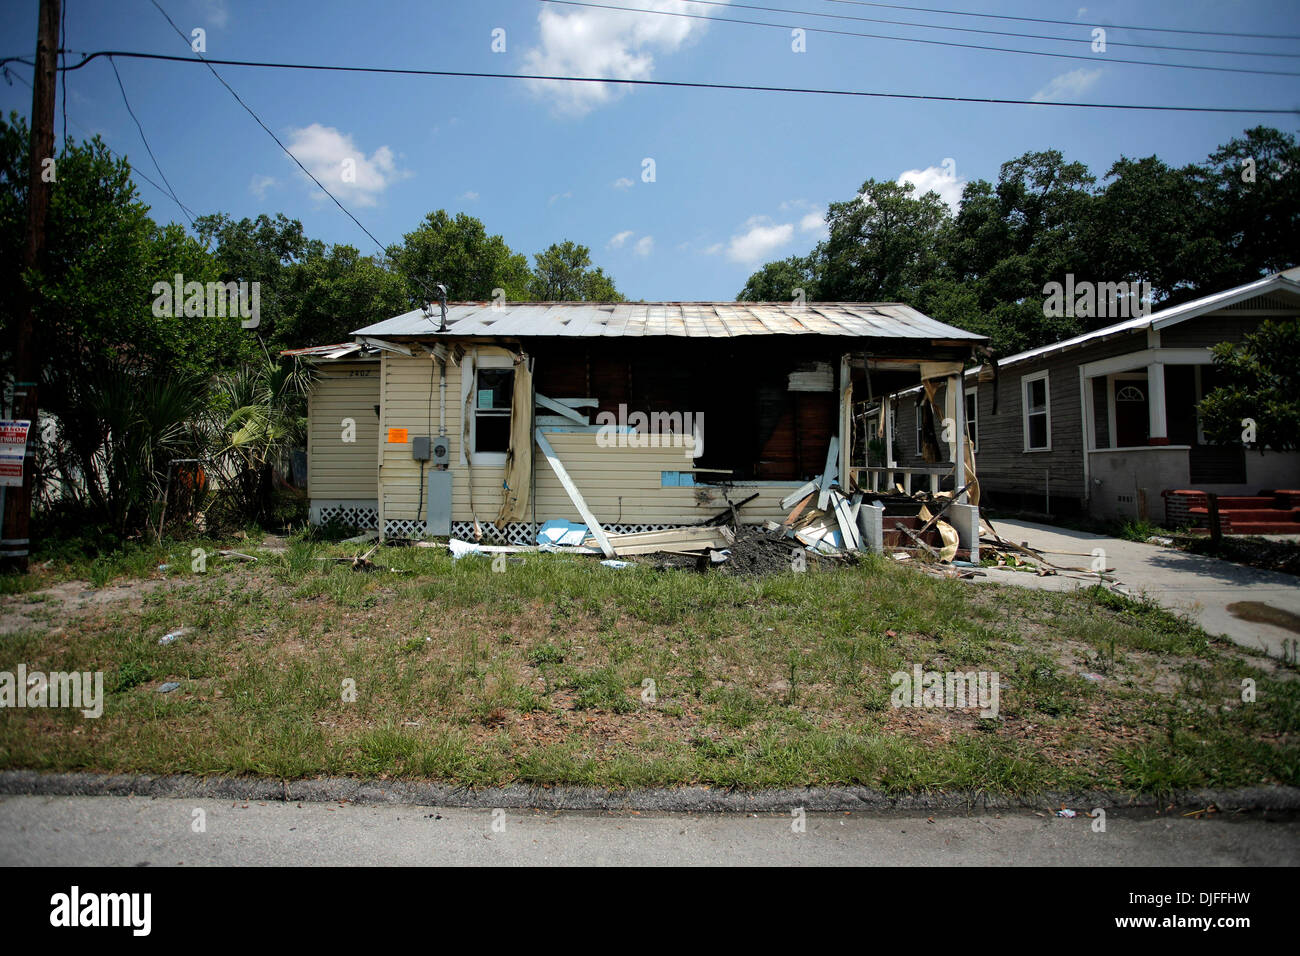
[{"left": 387, "top": 428, "right": 409, "bottom": 444}]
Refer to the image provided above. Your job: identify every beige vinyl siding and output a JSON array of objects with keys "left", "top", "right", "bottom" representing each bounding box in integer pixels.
[
  {"left": 307, "top": 361, "right": 380, "bottom": 499},
  {"left": 378, "top": 350, "right": 803, "bottom": 526}
]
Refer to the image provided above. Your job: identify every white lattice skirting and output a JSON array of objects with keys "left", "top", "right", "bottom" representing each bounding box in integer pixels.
[
  {"left": 311, "top": 500, "right": 380, "bottom": 530},
  {"left": 380, "top": 519, "right": 674, "bottom": 544}
]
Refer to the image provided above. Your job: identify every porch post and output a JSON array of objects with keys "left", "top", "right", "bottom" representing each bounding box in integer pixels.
[
  {"left": 839, "top": 354, "right": 851, "bottom": 489},
  {"left": 951, "top": 373, "right": 967, "bottom": 501},
  {"left": 884, "top": 394, "right": 896, "bottom": 490},
  {"left": 1147, "top": 360, "right": 1168, "bottom": 445}
]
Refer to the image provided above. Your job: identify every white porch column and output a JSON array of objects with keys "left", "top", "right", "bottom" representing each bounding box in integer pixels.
[
  {"left": 1147, "top": 361, "right": 1168, "bottom": 445},
  {"left": 884, "top": 394, "right": 896, "bottom": 491},
  {"left": 951, "top": 373, "right": 967, "bottom": 499}
]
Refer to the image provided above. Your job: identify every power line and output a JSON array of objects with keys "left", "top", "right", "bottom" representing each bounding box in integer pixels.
[
  {"left": 536, "top": 0, "right": 1300, "bottom": 77},
  {"left": 821, "top": 0, "right": 1300, "bottom": 42},
  {"left": 40, "top": 49, "right": 1298, "bottom": 115},
  {"left": 4, "top": 61, "right": 194, "bottom": 223},
  {"left": 107, "top": 55, "right": 196, "bottom": 225},
  {"left": 144, "top": 0, "right": 401, "bottom": 273},
  {"left": 658, "top": 0, "right": 1300, "bottom": 58}
]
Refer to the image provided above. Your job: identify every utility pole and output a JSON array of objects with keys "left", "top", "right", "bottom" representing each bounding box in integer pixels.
[{"left": 2, "top": 0, "right": 60, "bottom": 572}]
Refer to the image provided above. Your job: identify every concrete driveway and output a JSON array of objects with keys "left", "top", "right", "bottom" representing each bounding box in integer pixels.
[{"left": 978, "top": 519, "right": 1300, "bottom": 660}]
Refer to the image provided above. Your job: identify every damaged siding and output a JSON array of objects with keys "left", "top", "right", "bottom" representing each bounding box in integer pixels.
[{"left": 377, "top": 349, "right": 805, "bottom": 529}]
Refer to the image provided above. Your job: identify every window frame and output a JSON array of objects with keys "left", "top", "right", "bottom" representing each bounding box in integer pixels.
[
  {"left": 915, "top": 397, "right": 926, "bottom": 456},
  {"left": 1021, "top": 371, "right": 1052, "bottom": 452},
  {"left": 462, "top": 351, "right": 516, "bottom": 466},
  {"left": 964, "top": 387, "right": 978, "bottom": 455}
]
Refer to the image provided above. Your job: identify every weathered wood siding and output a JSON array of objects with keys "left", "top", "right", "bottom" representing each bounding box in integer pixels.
[{"left": 973, "top": 331, "right": 1144, "bottom": 505}]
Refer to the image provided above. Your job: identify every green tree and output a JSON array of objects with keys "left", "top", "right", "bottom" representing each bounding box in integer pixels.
[
  {"left": 818, "top": 179, "right": 950, "bottom": 302},
  {"left": 0, "top": 114, "right": 252, "bottom": 532},
  {"left": 388, "top": 210, "right": 531, "bottom": 304},
  {"left": 1199, "top": 319, "right": 1300, "bottom": 452},
  {"left": 1195, "top": 126, "right": 1300, "bottom": 289},
  {"left": 276, "top": 241, "right": 408, "bottom": 348},
  {"left": 195, "top": 212, "right": 308, "bottom": 347},
  {"left": 737, "top": 254, "right": 819, "bottom": 302},
  {"left": 528, "top": 240, "right": 623, "bottom": 301}
]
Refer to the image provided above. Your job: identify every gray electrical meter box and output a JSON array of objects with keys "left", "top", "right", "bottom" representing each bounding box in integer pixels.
[
  {"left": 412, "top": 436, "right": 431, "bottom": 461},
  {"left": 431, "top": 436, "right": 450, "bottom": 465}
]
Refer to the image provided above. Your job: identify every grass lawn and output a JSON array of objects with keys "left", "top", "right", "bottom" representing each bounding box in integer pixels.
[{"left": 1, "top": 533, "right": 1296, "bottom": 794}]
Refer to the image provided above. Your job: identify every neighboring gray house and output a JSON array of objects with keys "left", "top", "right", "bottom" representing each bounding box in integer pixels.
[{"left": 877, "top": 270, "right": 1300, "bottom": 527}]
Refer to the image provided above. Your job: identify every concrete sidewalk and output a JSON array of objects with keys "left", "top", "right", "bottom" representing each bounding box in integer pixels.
[{"left": 977, "top": 519, "right": 1300, "bottom": 660}]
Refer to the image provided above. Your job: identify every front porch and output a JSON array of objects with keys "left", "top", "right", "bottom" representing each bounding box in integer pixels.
[{"left": 1078, "top": 346, "right": 1294, "bottom": 523}]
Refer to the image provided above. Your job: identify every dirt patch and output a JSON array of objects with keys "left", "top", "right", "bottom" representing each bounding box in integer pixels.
[
  {"left": 0, "top": 577, "right": 180, "bottom": 635},
  {"left": 1183, "top": 535, "right": 1300, "bottom": 577}
]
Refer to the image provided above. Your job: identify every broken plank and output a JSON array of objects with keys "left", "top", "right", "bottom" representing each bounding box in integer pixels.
[
  {"left": 831, "top": 492, "right": 862, "bottom": 551},
  {"left": 895, "top": 523, "right": 942, "bottom": 562},
  {"left": 780, "top": 481, "right": 818, "bottom": 510},
  {"left": 534, "top": 429, "right": 615, "bottom": 557},
  {"left": 535, "top": 393, "right": 589, "bottom": 426},
  {"left": 783, "top": 492, "right": 815, "bottom": 527},
  {"left": 701, "top": 492, "right": 760, "bottom": 527},
  {"left": 817, "top": 436, "right": 840, "bottom": 511}
]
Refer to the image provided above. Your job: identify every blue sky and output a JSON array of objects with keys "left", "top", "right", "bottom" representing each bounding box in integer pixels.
[{"left": 1, "top": 0, "right": 1297, "bottom": 301}]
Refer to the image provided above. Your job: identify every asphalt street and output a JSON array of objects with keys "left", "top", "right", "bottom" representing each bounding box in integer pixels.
[{"left": 1, "top": 795, "right": 1296, "bottom": 865}]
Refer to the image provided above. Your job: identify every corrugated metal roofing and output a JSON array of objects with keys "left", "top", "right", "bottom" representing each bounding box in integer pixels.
[{"left": 351, "top": 302, "right": 986, "bottom": 341}]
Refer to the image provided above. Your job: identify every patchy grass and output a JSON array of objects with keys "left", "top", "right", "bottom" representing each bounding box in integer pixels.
[{"left": 0, "top": 538, "right": 1295, "bottom": 794}]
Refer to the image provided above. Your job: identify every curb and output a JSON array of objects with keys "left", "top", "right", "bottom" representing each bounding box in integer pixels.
[{"left": 2, "top": 771, "right": 1299, "bottom": 813}]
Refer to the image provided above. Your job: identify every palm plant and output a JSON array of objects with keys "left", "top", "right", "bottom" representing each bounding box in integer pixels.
[{"left": 205, "top": 350, "right": 314, "bottom": 526}]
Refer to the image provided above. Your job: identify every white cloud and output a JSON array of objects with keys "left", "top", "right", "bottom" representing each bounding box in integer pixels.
[
  {"left": 798, "top": 210, "right": 828, "bottom": 239},
  {"left": 896, "top": 163, "right": 967, "bottom": 212},
  {"left": 612, "top": 177, "right": 635, "bottom": 189},
  {"left": 548, "top": 191, "right": 573, "bottom": 205},
  {"left": 703, "top": 242, "right": 723, "bottom": 255},
  {"left": 608, "top": 230, "right": 635, "bottom": 249},
  {"left": 522, "top": 1, "right": 726, "bottom": 116},
  {"left": 460, "top": 191, "right": 479, "bottom": 201},
  {"left": 248, "top": 174, "right": 276, "bottom": 200},
  {"left": 634, "top": 235, "right": 654, "bottom": 256},
  {"left": 284, "top": 124, "right": 407, "bottom": 207},
  {"left": 1032, "top": 67, "right": 1103, "bottom": 103},
  {"left": 723, "top": 216, "right": 795, "bottom": 264},
  {"left": 198, "top": 0, "right": 229, "bottom": 30}
]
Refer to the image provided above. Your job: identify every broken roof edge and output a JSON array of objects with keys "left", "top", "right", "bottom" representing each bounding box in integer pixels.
[{"left": 280, "top": 342, "right": 380, "bottom": 361}]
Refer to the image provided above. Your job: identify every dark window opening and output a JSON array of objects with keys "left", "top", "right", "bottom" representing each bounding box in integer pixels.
[{"left": 475, "top": 368, "right": 514, "bottom": 454}]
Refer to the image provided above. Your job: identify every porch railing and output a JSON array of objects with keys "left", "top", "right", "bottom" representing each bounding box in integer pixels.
[{"left": 851, "top": 465, "right": 953, "bottom": 494}]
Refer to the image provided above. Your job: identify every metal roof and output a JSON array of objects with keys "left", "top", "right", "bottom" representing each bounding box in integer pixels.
[
  {"left": 990, "top": 271, "right": 1300, "bottom": 372},
  {"left": 351, "top": 302, "right": 986, "bottom": 341}
]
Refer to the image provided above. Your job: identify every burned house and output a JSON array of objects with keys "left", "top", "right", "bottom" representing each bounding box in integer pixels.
[{"left": 294, "top": 302, "right": 987, "bottom": 554}]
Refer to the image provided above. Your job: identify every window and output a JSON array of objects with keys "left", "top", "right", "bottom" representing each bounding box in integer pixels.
[
  {"left": 474, "top": 367, "right": 514, "bottom": 454},
  {"left": 1022, "top": 372, "right": 1051, "bottom": 451},
  {"left": 964, "top": 389, "right": 978, "bottom": 454},
  {"left": 915, "top": 398, "right": 926, "bottom": 455}
]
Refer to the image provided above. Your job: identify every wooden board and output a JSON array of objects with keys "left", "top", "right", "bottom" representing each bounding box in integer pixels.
[{"left": 534, "top": 429, "right": 615, "bottom": 557}]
